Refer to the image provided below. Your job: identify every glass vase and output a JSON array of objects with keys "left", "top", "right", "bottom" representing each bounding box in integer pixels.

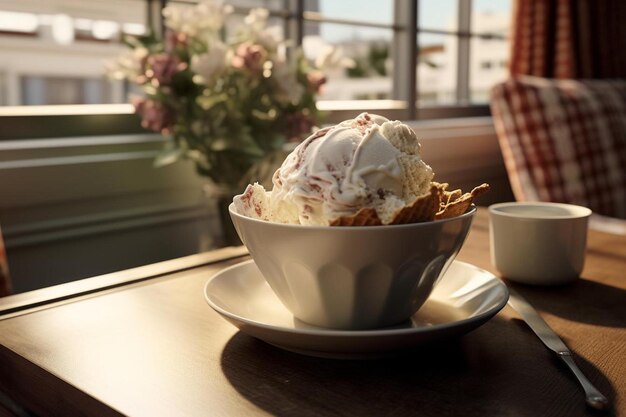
[
  {"left": 202, "top": 183, "right": 242, "bottom": 247},
  {"left": 199, "top": 147, "right": 291, "bottom": 248}
]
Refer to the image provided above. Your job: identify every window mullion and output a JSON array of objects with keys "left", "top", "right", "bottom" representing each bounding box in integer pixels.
[
  {"left": 392, "top": 0, "right": 417, "bottom": 120},
  {"left": 149, "top": 0, "right": 167, "bottom": 36},
  {"left": 282, "top": 0, "right": 291, "bottom": 45},
  {"left": 287, "top": 0, "right": 303, "bottom": 47},
  {"left": 456, "top": 0, "right": 471, "bottom": 104}
]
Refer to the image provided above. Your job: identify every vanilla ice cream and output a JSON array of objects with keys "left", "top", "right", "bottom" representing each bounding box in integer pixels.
[{"left": 234, "top": 113, "right": 434, "bottom": 225}]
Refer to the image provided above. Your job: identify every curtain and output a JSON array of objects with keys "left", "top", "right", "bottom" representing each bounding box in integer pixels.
[{"left": 509, "top": 0, "right": 626, "bottom": 78}]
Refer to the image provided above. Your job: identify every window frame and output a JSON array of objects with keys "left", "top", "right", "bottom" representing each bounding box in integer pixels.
[
  {"left": 159, "top": 0, "right": 505, "bottom": 123},
  {"left": 290, "top": 0, "right": 503, "bottom": 121},
  {"left": 0, "top": 0, "right": 510, "bottom": 127}
]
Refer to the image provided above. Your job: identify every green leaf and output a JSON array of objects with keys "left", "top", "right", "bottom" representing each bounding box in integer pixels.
[
  {"left": 265, "top": 133, "right": 285, "bottom": 150},
  {"left": 209, "top": 135, "right": 265, "bottom": 157},
  {"left": 196, "top": 93, "right": 228, "bottom": 110},
  {"left": 125, "top": 31, "right": 159, "bottom": 49},
  {"left": 251, "top": 108, "right": 278, "bottom": 121},
  {"left": 154, "top": 147, "right": 184, "bottom": 167}
]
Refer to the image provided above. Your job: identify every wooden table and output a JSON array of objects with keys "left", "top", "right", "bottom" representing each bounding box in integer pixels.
[{"left": 0, "top": 209, "right": 624, "bottom": 417}]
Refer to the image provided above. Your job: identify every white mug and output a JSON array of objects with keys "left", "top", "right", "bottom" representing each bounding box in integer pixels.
[{"left": 489, "top": 202, "right": 592, "bottom": 285}]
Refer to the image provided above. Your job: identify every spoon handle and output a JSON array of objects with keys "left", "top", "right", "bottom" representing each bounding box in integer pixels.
[{"left": 558, "top": 352, "right": 610, "bottom": 411}]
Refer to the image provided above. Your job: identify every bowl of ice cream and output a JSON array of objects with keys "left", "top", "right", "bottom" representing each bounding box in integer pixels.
[{"left": 229, "top": 113, "right": 488, "bottom": 330}]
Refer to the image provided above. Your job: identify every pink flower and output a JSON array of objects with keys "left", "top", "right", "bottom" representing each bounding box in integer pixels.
[
  {"left": 165, "top": 30, "right": 189, "bottom": 52},
  {"left": 147, "top": 53, "right": 186, "bottom": 85},
  {"left": 307, "top": 70, "right": 327, "bottom": 94},
  {"left": 285, "top": 112, "right": 315, "bottom": 142},
  {"left": 231, "top": 42, "right": 266, "bottom": 73},
  {"left": 132, "top": 97, "right": 175, "bottom": 134}
]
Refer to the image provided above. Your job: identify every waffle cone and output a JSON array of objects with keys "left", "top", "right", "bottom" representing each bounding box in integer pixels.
[
  {"left": 330, "top": 184, "right": 440, "bottom": 226},
  {"left": 330, "top": 208, "right": 382, "bottom": 226},
  {"left": 330, "top": 182, "right": 489, "bottom": 226},
  {"left": 435, "top": 183, "right": 490, "bottom": 220},
  {"left": 387, "top": 184, "right": 440, "bottom": 224}
]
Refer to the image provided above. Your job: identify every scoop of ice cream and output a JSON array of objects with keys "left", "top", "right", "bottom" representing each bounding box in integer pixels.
[{"left": 234, "top": 113, "right": 434, "bottom": 225}]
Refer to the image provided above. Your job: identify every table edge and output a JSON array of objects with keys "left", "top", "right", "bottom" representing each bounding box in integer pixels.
[{"left": 0, "top": 246, "right": 249, "bottom": 318}]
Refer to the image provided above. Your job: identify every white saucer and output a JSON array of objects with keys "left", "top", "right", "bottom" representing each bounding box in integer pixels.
[{"left": 204, "top": 260, "right": 509, "bottom": 359}]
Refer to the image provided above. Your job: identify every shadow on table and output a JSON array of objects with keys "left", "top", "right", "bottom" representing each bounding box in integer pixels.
[
  {"left": 220, "top": 316, "right": 615, "bottom": 417},
  {"left": 508, "top": 279, "right": 626, "bottom": 328}
]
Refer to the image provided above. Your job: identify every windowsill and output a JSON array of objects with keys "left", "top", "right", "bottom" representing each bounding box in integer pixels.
[
  {"left": 0, "top": 101, "right": 490, "bottom": 120},
  {"left": 0, "top": 104, "right": 134, "bottom": 117},
  {"left": 0, "top": 102, "right": 493, "bottom": 144}
]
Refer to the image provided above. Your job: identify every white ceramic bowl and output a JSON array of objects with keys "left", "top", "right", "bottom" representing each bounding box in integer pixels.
[{"left": 230, "top": 204, "right": 476, "bottom": 330}]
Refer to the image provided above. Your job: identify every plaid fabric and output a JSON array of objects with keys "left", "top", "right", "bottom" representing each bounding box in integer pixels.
[{"left": 490, "top": 76, "right": 626, "bottom": 219}]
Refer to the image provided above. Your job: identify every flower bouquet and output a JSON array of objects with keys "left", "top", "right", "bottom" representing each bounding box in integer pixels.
[{"left": 108, "top": 0, "right": 332, "bottom": 192}]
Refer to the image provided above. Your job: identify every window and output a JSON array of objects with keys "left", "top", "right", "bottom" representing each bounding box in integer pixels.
[
  {"left": 21, "top": 76, "right": 115, "bottom": 105},
  {"left": 470, "top": 0, "right": 512, "bottom": 103},
  {"left": 299, "top": 0, "right": 512, "bottom": 118},
  {"left": 0, "top": 1, "right": 147, "bottom": 107},
  {"left": 302, "top": 1, "right": 394, "bottom": 102},
  {"left": 0, "top": 0, "right": 512, "bottom": 120}
]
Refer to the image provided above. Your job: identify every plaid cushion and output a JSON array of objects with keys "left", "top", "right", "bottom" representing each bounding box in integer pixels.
[{"left": 490, "top": 76, "right": 626, "bottom": 219}]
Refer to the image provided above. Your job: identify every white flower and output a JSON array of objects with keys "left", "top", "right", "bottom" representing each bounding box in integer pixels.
[
  {"left": 163, "top": 0, "right": 231, "bottom": 37},
  {"left": 255, "top": 26, "right": 282, "bottom": 52},
  {"left": 315, "top": 45, "right": 355, "bottom": 70},
  {"left": 105, "top": 47, "right": 148, "bottom": 80},
  {"left": 238, "top": 8, "right": 284, "bottom": 53},
  {"left": 272, "top": 60, "right": 304, "bottom": 104},
  {"left": 244, "top": 8, "right": 269, "bottom": 32},
  {"left": 191, "top": 41, "right": 228, "bottom": 83}
]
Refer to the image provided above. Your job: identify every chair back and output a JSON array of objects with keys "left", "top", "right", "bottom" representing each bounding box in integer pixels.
[{"left": 490, "top": 76, "right": 626, "bottom": 219}]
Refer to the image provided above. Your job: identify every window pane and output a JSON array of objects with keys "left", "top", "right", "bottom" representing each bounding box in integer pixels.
[
  {"left": 224, "top": 12, "right": 284, "bottom": 39},
  {"left": 171, "top": 0, "right": 284, "bottom": 10},
  {"left": 304, "top": 0, "right": 393, "bottom": 25},
  {"left": 0, "top": 1, "right": 147, "bottom": 107},
  {"left": 419, "top": 0, "right": 457, "bottom": 32},
  {"left": 417, "top": 33, "right": 457, "bottom": 106},
  {"left": 167, "top": 1, "right": 285, "bottom": 39},
  {"left": 471, "top": 0, "right": 512, "bottom": 36},
  {"left": 470, "top": 0, "right": 511, "bottom": 103},
  {"left": 21, "top": 76, "right": 113, "bottom": 105},
  {"left": 226, "top": 0, "right": 285, "bottom": 10},
  {"left": 303, "top": 22, "right": 393, "bottom": 100},
  {"left": 469, "top": 38, "right": 509, "bottom": 103}
]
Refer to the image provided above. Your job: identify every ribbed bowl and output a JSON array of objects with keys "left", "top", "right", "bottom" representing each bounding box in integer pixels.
[{"left": 229, "top": 204, "right": 476, "bottom": 330}]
